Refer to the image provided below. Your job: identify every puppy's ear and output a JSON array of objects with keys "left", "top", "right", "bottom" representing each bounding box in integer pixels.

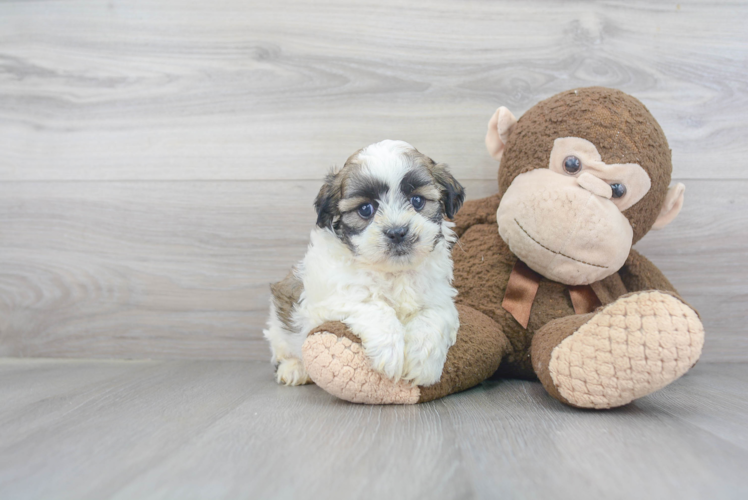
[
  {"left": 431, "top": 163, "right": 465, "bottom": 219},
  {"left": 314, "top": 169, "right": 342, "bottom": 229}
]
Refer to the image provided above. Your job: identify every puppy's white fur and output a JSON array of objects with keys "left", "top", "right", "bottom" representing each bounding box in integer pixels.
[{"left": 263, "top": 140, "right": 461, "bottom": 387}]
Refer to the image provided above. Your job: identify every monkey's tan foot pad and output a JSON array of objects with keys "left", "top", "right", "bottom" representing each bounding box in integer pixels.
[
  {"left": 549, "top": 291, "right": 704, "bottom": 409},
  {"left": 302, "top": 333, "right": 420, "bottom": 404}
]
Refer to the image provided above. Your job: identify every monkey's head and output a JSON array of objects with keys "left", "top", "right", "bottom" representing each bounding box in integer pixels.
[{"left": 485, "top": 87, "right": 685, "bottom": 286}]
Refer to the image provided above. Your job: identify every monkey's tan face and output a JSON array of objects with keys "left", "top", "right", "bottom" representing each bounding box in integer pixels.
[{"left": 497, "top": 137, "right": 651, "bottom": 286}]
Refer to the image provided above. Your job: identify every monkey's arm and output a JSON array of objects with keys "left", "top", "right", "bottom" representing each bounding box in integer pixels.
[
  {"left": 618, "top": 249, "right": 679, "bottom": 295},
  {"left": 452, "top": 193, "right": 501, "bottom": 238},
  {"left": 302, "top": 304, "right": 510, "bottom": 404}
]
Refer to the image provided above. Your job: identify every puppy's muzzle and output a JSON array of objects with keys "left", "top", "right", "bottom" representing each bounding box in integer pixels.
[{"left": 384, "top": 226, "right": 409, "bottom": 245}]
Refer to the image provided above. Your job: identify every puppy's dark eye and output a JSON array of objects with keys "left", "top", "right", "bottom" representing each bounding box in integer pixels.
[
  {"left": 563, "top": 155, "right": 582, "bottom": 174},
  {"left": 410, "top": 195, "right": 425, "bottom": 211},
  {"left": 357, "top": 203, "right": 375, "bottom": 219},
  {"left": 610, "top": 183, "right": 627, "bottom": 199}
]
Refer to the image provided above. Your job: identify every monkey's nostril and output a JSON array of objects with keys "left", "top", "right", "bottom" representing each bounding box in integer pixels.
[{"left": 385, "top": 226, "right": 409, "bottom": 244}]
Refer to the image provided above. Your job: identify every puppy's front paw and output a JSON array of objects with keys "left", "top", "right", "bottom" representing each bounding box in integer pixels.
[
  {"left": 402, "top": 338, "right": 449, "bottom": 387},
  {"left": 364, "top": 335, "right": 406, "bottom": 382},
  {"left": 276, "top": 358, "right": 311, "bottom": 386}
]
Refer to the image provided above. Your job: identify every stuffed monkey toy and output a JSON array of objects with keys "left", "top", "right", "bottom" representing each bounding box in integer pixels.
[{"left": 301, "top": 87, "right": 705, "bottom": 409}]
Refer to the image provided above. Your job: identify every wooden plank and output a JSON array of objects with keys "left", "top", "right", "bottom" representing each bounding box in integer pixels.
[
  {"left": 0, "top": 179, "right": 744, "bottom": 362},
  {"left": 0, "top": 360, "right": 262, "bottom": 499},
  {"left": 0, "top": 359, "right": 746, "bottom": 499},
  {"left": 0, "top": 0, "right": 746, "bottom": 181},
  {"left": 0, "top": 359, "right": 158, "bottom": 450},
  {"left": 0, "top": 358, "right": 148, "bottom": 417},
  {"left": 639, "top": 363, "right": 748, "bottom": 452}
]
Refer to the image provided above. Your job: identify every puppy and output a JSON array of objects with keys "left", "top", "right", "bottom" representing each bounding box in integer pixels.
[{"left": 263, "top": 140, "right": 465, "bottom": 387}]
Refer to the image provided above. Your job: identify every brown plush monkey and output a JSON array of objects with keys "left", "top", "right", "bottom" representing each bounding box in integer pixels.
[{"left": 301, "top": 87, "right": 704, "bottom": 409}]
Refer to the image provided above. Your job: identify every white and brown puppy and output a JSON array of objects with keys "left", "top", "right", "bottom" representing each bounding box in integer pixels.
[{"left": 263, "top": 140, "right": 465, "bottom": 387}]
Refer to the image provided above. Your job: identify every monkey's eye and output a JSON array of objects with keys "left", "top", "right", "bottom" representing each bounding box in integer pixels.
[
  {"left": 357, "top": 203, "right": 375, "bottom": 219},
  {"left": 563, "top": 155, "right": 582, "bottom": 174},
  {"left": 610, "top": 183, "right": 627, "bottom": 199},
  {"left": 410, "top": 195, "right": 425, "bottom": 211}
]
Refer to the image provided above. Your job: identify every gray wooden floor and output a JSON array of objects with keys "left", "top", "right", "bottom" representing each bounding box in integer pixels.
[{"left": 1, "top": 359, "right": 746, "bottom": 500}]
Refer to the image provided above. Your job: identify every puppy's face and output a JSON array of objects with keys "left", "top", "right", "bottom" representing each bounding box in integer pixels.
[{"left": 314, "top": 140, "right": 465, "bottom": 270}]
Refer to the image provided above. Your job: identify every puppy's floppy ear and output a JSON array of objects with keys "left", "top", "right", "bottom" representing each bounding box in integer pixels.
[
  {"left": 431, "top": 163, "right": 465, "bottom": 219},
  {"left": 314, "top": 169, "right": 342, "bottom": 229}
]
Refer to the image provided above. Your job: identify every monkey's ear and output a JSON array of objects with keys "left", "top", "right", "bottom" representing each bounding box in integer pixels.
[
  {"left": 314, "top": 170, "right": 342, "bottom": 229},
  {"left": 432, "top": 163, "right": 466, "bottom": 219},
  {"left": 485, "top": 106, "right": 517, "bottom": 162},
  {"left": 652, "top": 183, "right": 685, "bottom": 230}
]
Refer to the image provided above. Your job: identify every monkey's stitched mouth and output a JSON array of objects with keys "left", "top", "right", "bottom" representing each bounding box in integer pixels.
[{"left": 514, "top": 218, "right": 607, "bottom": 269}]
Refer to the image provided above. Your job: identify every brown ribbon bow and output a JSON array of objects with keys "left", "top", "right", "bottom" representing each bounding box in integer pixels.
[{"left": 501, "top": 260, "right": 601, "bottom": 329}]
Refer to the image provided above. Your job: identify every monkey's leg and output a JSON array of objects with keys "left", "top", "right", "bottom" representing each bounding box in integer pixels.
[
  {"left": 301, "top": 304, "right": 510, "bottom": 404},
  {"left": 531, "top": 290, "right": 704, "bottom": 409}
]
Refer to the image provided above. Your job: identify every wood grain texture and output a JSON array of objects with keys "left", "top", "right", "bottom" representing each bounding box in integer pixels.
[
  {"left": 0, "top": 0, "right": 746, "bottom": 362},
  {"left": 0, "top": 179, "right": 745, "bottom": 362},
  {"left": 0, "top": 0, "right": 746, "bottom": 181},
  {"left": 0, "top": 359, "right": 746, "bottom": 500}
]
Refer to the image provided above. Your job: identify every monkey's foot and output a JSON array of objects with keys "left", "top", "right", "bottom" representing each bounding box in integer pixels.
[
  {"left": 535, "top": 291, "right": 704, "bottom": 409},
  {"left": 302, "top": 330, "right": 420, "bottom": 404}
]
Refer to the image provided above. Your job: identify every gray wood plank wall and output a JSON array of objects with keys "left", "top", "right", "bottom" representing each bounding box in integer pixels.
[{"left": 1, "top": 0, "right": 746, "bottom": 362}]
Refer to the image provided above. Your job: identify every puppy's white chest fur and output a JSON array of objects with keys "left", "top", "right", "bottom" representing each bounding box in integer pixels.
[
  {"left": 294, "top": 228, "right": 446, "bottom": 330},
  {"left": 366, "top": 271, "right": 423, "bottom": 324}
]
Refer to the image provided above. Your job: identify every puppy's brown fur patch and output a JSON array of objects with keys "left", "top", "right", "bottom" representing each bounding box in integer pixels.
[{"left": 270, "top": 270, "right": 304, "bottom": 331}]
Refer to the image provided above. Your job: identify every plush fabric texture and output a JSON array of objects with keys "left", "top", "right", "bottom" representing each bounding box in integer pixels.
[
  {"left": 496, "top": 168, "right": 634, "bottom": 284},
  {"left": 499, "top": 87, "right": 672, "bottom": 244},
  {"left": 548, "top": 137, "right": 652, "bottom": 211},
  {"left": 619, "top": 249, "right": 679, "bottom": 298},
  {"left": 590, "top": 273, "right": 629, "bottom": 305},
  {"left": 452, "top": 193, "right": 500, "bottom": 238},
  {"left": 309, "top": 320, "right": 365, "bottom": 346},
  {"left": 531, "top": 312, "right": 594, "bottom": 406},
  {"left": 302, "top": 330, "right": 421, "bottom": 404},
  {"left": 652, "top": 183, "right": 686, "bottom": 230},
  {"left": 417, "top": 304, "right": 509, "bottom": 403},
  {"left": 453, "top": 222, "right": 575, "bottom": 379},
  {"left": 542, "top": 291, "right": 704, "bottom": 409}
]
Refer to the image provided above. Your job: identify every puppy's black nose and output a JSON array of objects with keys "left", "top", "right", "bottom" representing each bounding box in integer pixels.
[{"left": 384, "top": 226, "right": 409, "bottom": 244}]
